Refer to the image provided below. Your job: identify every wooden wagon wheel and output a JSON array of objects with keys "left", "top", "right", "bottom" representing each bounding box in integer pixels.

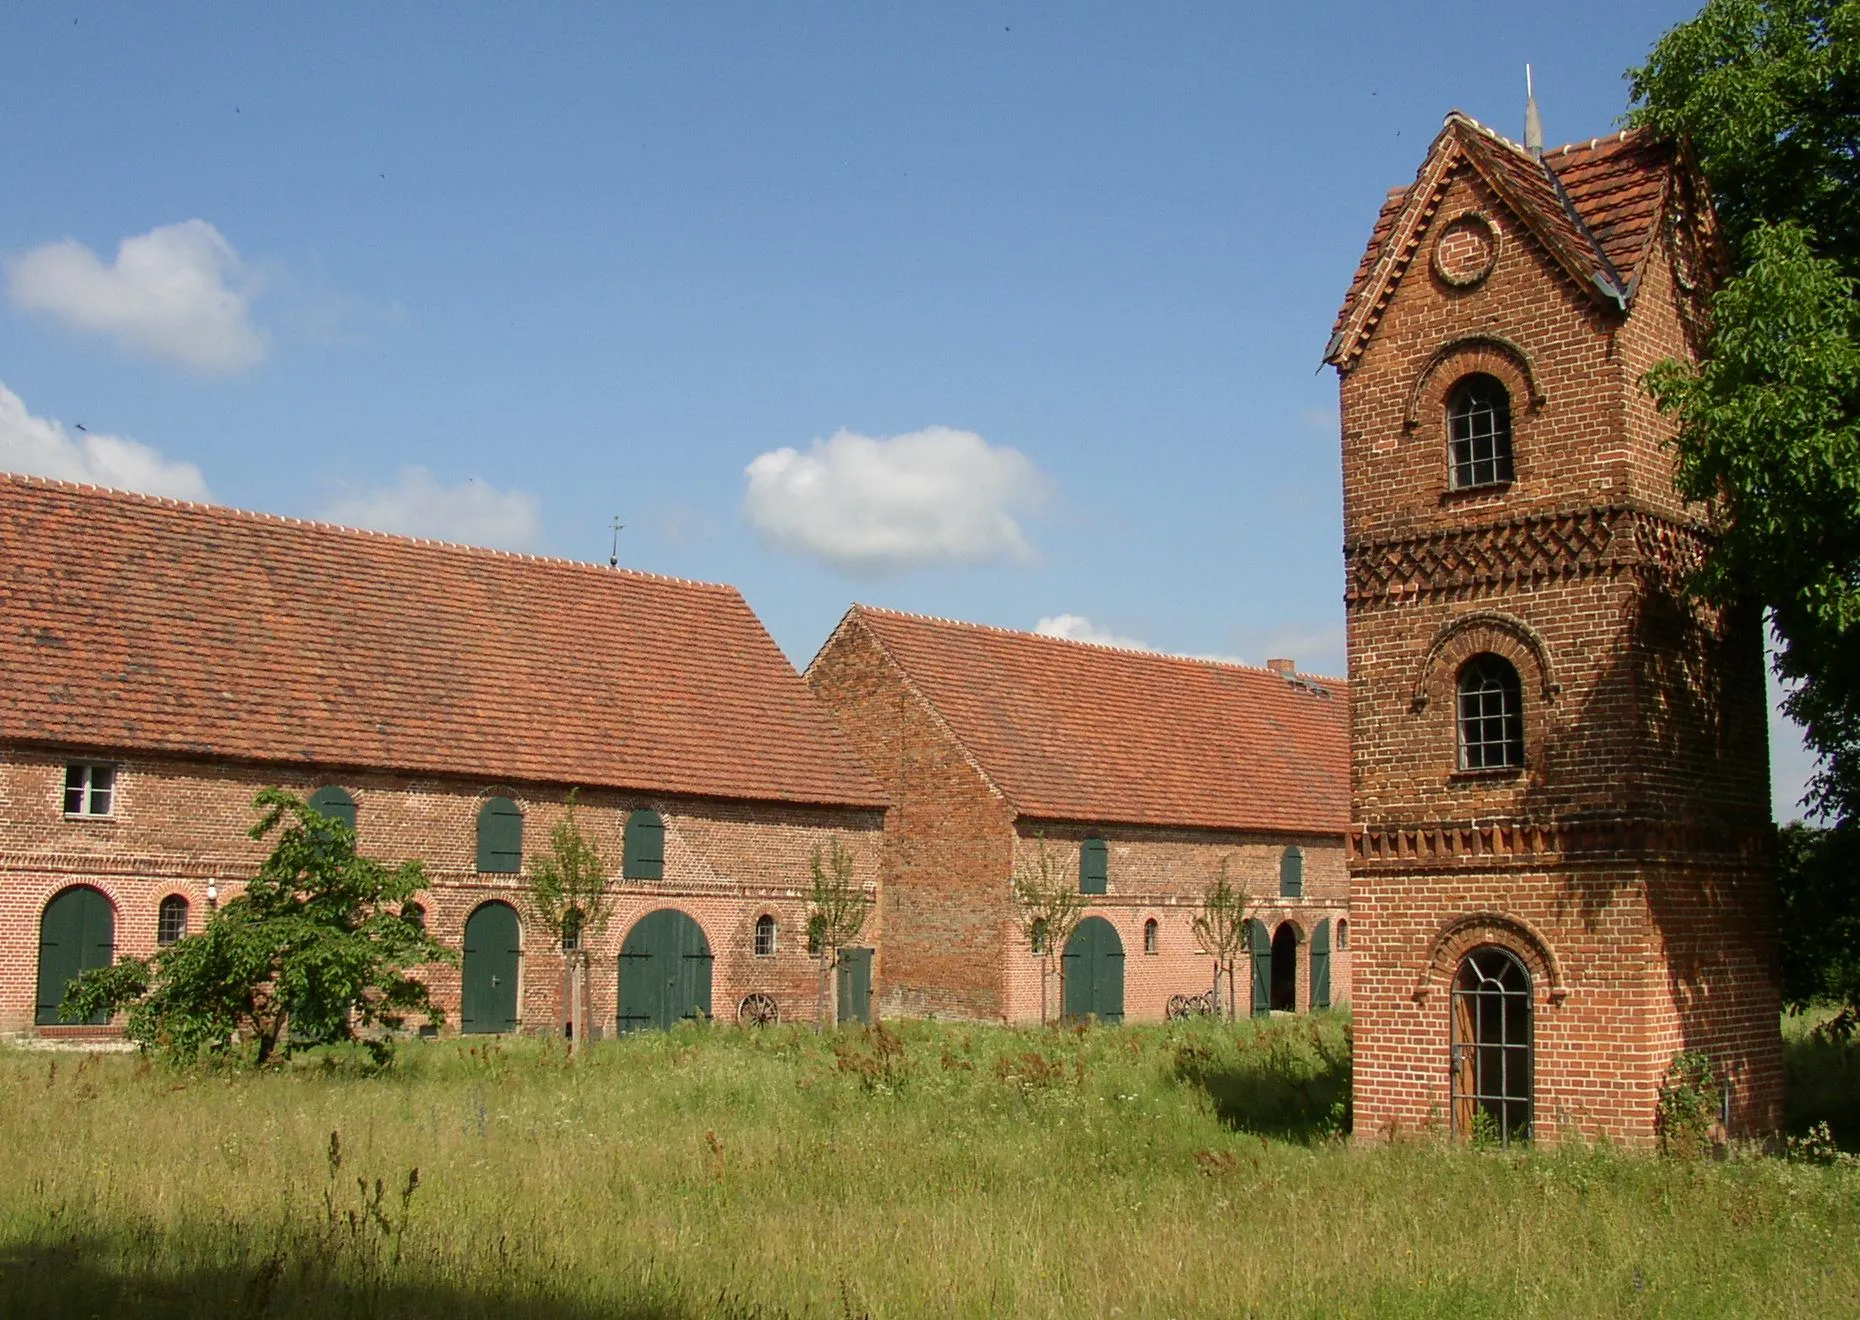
[
  {"left": 737, "top": 992, "right": 780, "bottom": 1027},
  {"left": 1166, "top": 994, "right": 1190, "bottom": 1021}
]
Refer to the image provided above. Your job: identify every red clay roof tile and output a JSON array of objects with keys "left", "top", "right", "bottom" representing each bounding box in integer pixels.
[
  {"left": 842, "top": 606, "right": 1348, "bottom": 835},
  {"left": 0, "top": 474, "right": 887, "bottom": 809},
  {"left": 1329, "top": 116, "right": 1680, "bottom": 363}
]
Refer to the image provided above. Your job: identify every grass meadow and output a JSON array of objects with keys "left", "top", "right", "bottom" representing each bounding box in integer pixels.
[{"left": 2, "top": 1012, "right": 1857, "bottom": 1319}]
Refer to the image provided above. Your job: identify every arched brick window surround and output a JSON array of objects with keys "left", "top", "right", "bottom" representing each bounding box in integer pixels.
[
  {"left": 1411, "top": 909, "right": 1567, "bottom": 1005},
  {"left": 1403, "top": 334, "right": 1545, "bottom": 433},
  {"left": 1410, "top": 610, "right": 1560, "bottom": 714}
]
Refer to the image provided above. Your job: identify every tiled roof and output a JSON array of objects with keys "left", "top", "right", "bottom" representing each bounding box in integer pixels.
[
  {"left": 838, "top": 606, "right": 1348, "bottom": 835},
  {"left": 1328, "top": 114, "right": 1680, "bottom": 364},
  {"left": 0, "top": 474, "right": 886, "bottom": 808}
]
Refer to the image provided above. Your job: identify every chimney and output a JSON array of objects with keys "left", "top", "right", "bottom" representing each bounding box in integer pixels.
[
  {"left": 1266, "top": 658, "right": 1296, "bottom": 676},
  {"left": 1524, "top": 64, "right": 1544, "bottom": 156}
]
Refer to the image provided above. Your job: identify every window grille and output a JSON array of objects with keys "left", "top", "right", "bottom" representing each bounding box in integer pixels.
[
  {"left": 1451, "top": 946, "right": 1533, "bottom": 1145},
  {"left": 1457, "top": 655, "right": 1524, "bottom": 769},
  {"left": 157, "top": 895, "right": 189, "bottom": 945},
  {"left": 1448, "top": 374, "right": 1514, "bottom": 489},
  {"left": 754, "top": 914, "right": 777, "bottom": 957},
  {"left": 1142, "top": 919, "right": 1158, "bottom": 955}
]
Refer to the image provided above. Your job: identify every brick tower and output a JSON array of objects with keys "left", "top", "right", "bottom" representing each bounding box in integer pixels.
[{"left": 1326, "top": 112, "right": 1781, "bottom": 1145}]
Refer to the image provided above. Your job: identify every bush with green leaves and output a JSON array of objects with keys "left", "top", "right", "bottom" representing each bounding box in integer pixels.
[{"left": 63, "top": 788, "right": 453, "bottom": 1065}]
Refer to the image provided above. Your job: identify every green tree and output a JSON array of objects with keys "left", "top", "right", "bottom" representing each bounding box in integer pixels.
[
  {"left": 1190, "top": 859, "right": 1251, "bottom": 1019},
  {"left": 805, "top": 837, "right": 871, "bottom": 1028},
  {"left": 523, "top": 791, "right": 614, "bottom": 1058},
  {"left": 1630, "top": 0, "right": 1860, "bottom": 825},
  {"left": 1778, "top": 823, "right": 1860, "bottom": 1033},
  {"left": 1011, "top": 835, "right": 1085, "bottom": 1026},
  {"left": 62, "top": 788, "right": 452, "bottom": 1065}
]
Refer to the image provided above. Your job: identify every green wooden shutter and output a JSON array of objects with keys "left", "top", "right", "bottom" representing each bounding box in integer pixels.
[
  {"left": 308, "top": 786, "right": 358, "bottom": 831},
  {"left": 1310, "top": 918, "right": 1332, "bottom": 1009},
  {"left": 476, "top": 797, "right": 523, "bottom": 873},
  {"left": 1249, "top": 919, "right": 1271, "bottom": 1017},
  {"left": 1079, "top": 838, "right": 1108, "bottom": 895},
  {"left": 623, "top": 809, "right": 665, "bottom": 880},
  {"left": 837, "top": 947, "right": 873, "bottom": 1025},
  {"left": 1279, "top": 846, "right": 1304, "bottom": 899}
]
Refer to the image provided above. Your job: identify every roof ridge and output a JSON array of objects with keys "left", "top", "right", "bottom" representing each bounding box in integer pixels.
[
  {"left": 852, "top": 604, "right": 1347, "bottom": 687},
  {"left": 0, "top": 469, "right": 733, "bottom": 593}
]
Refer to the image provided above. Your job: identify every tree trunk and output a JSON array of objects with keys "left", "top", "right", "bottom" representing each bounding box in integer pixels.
[
  {"left": 817, "top": 954, "right": 829, "bottom": 1031},
  {"left": 570, "top": 951, "right": 584, "bottom": 1060}
]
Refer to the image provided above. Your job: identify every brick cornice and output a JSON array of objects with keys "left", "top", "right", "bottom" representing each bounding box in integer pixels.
[
  {"left": 1347, "top": 814, "right": 1771, "bottom": 870},
  {"left": 1344, "top": 503, "right": 1710, "bottom": 606}
]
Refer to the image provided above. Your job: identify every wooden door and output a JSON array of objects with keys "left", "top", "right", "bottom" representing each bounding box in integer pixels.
[
  {"left": 461, "top": 902, "right": 521, "bottom": 1034},
  {"left": 618, "top": 909, "right": 712, "bottom": 1032},
  {"left": 35, "top": 886, "right": 114, "bottom": 1026},
  {"left": 1061, "top": 916, "right": 1124, "bottom": 1023}
]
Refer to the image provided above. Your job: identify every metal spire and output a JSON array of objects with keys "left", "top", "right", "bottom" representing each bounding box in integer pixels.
[
  {"left": 1524, "top": 64, "right": 1544, "bottom": 157},
  {"left": 609, "top": 516, "right": 625, "bottom": 568}
]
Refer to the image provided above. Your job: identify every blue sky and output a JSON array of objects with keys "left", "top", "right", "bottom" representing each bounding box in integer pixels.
[{"left": 0, "top": 2, "right": 1820, "bottom": 820}]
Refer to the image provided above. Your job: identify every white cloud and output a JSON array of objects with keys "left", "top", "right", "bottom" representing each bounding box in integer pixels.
[
  {"left": 1034, "top": 614, "right": 1154, "bottom": 650},
  {"left": 0, "top": 381, "right": 211, "bottom": 500},
  {"left": 321, "top": 468, "right": 542, "bottom": 552},
  {"left": 742, "top": 426, "right": 1046, "bottom": 573},
  {"left": 6, "top": 220, "right": 265, "bottom": 372}
]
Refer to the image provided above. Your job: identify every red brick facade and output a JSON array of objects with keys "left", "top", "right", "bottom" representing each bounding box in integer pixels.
[
  {"left": 807, "top": 608, "right": 1350, "bottom": 1023},
  {"left": 1, "top": 749, "right": 881, "bottom": 1035},
  {"left": 1329, "top": 116, "right": 1781, "bottom": 1145}
]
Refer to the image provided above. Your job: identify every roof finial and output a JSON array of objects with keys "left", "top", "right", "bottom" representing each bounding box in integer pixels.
[
  {"left": 1524, "top": 64, "right": 1544, "bottom": 157},
  {"left": 608, "top": 515, "right": 625, "bottom": 568}
]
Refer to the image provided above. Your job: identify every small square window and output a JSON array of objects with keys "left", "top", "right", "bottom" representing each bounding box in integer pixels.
[{"left": 64, "top": 763, "right": 116, "bottom": 817}]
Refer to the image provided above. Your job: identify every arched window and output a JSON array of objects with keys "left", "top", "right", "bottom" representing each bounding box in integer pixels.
[
  {"left": 307, "top": 785, "right": 357, "bottom": 830},
  {"left": 1336, "top": 917, "right": 1350, "bottom": 950},
  {"left": 1447, "top": 374, "right": 1514, "bottom": 489},
  {"left": 1279, "top": 846, "right": 1305, "bottom": 899},
  {"left": 1078, "top": 838, "right": 1108, "bottom": 895},
  {"left": 156, "top": 895, "right": 189, "bottom": 946},
  {"left": 623, "top": 809, "right": 665, "bottom": 880},
  {"left": 1457, "top": 655, "right": 1524, "bottom": 770},
  {"left": 1142, "top": 918, "right": 1158, "bottom": 955},
  {"left": 401, "top": 901, "right": 427, "bottom": 931},
  {"left": 754, "top": 913, "right": 777, "bottom": 957},
  {"left": 1451, "top": 946, "right": 1533, "bottom": 1145},
  {"left": 476, "top": 796, "right": 523, "bottom": 874},
  {"left": 1030, "top": 917, "right": 1049, "bottom": 956}
]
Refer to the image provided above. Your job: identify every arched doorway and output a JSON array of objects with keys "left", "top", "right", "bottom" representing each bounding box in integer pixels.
[
  {"left": 1451, "top": 945, "right": 1532, "bottom": 1144},
  {"left": 461, "top": 902, "right": 521, "bottom": 1034},
  {"left": 618, "top": 909, "right": 712, "bottom": 1032},
  {"left": 1061, "top": 916, "right": 1124, "bottom": 1023},
  {"left": 36, "top": 886, "right": 115, "bottom": 1025},
  {"left": 1270, "top": 923, "right": 1299, "bottom": 1012}
]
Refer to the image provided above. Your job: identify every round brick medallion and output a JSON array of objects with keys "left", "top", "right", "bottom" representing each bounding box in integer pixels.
[{"left": 1432, "top": 213, "right": 1499, "bottom": 287}]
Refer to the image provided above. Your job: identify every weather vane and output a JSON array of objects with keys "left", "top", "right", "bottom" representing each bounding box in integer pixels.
[{"left": 609, "top": 516, "right": 625, "bottom": 568}]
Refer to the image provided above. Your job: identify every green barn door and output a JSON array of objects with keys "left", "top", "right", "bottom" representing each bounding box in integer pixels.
[
  {"left": 461, "top": 902, "right": 521, "bottom": 1034},
  {"left": 838, "top": 947, "right": 873, "bottom": 1024},
  {"left": 1310, "top": 919, "right": 1332, "bottom": 1009},
  {"left": 1248, "top": 919, "right": 1272, "bottom": 1017},
  {"left": 36, "top": 887, "right": 114, "bottom": 1025},
  {"left": 618, "top": 909, "right": 712, "bottom": 1032},
  {"left": 1061, "top": 916, "right": 1125, "bottom": 1023}
]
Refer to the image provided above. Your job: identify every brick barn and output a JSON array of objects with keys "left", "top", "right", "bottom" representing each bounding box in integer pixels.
[
  {"left": 0, "top": 474, "right": 885, "bottom": 1039},
  {"left": 807, "top": 605, "right": 1350, "bottom": 1024},
  {"left": 1328, "top": 112, "right": 1781, "bottom": 1145}
]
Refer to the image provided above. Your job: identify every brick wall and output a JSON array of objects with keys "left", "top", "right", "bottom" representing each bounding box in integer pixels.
[
  {"left": 808, "top": 615, "right": 1352, "bottom": 1025},
  {"left": 1, "top": 744, "right": 882, "bottom": 1035},
  {"left": 1338, "top": 154, "right": 1781, "bottom": 1145}
]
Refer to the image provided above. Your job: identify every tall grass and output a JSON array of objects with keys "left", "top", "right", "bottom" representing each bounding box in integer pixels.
[{"left": 2, "top": 1014, "right": 1855, "bottom": 1318}]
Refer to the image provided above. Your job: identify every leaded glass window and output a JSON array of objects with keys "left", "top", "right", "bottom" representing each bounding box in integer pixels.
[{"left": 1448, "top": 374, "right": 1514, "bottom": 489}]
